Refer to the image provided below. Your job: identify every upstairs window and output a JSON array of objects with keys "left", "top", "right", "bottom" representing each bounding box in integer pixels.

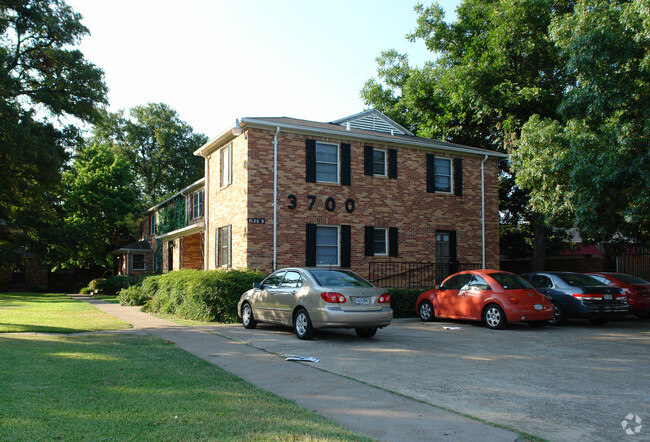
[
  {"left": 190, "top": 190, "right": 204, "bottom": 219},
  {"left": 221, "top": 142, "right": 233, "bottom": 188},
  {"left": 149, "top": 213, "right": 157, "bottom": 235},
  {"left": 316, "top": 142, "right": 339, "bottom": 183},
  {"left": 372, "top": 149, "right": 387, "bottom": 176},
  {"left": 434, "top": 158, "right": 452, "bottom": 193}
]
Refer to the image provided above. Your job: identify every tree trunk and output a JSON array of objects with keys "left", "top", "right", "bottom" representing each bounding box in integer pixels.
[{"left": 531, "top": 224, "right": 547, "bottom": 271}]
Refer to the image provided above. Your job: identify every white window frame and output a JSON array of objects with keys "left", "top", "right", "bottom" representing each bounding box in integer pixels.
[
  {"left": 434, "top": 157, "right": 452, "bottom": 193},
  {"left": 190, "top": 190, "right": 204, "bottom": 219},
  {"left": 373, "top": 227, "right": 388, "bottom": 256},
  {"left": 217, "top": 225, "right": 232, "bottom": 268},
  {"left": 315, "top": 225, "right": 339, "bottom": 266},
  {"left": 132, "top": 254, "right": 146, "bottom": 271},
  {"left": 149, "top": 213, "right": 157, "bottom": 235},
  {"left": 220, "top": 143, "right": 233, "bottom": 188},
  {"left": 372, "top": 148, "right": 387, "bottom": 176},
  {"left": 315, "top": 142, "right": 339, "bottom": 183}
]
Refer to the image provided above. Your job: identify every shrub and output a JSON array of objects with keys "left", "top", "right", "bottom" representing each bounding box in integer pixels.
[
  {"left": 87, "top": 278, "right": 107, "bottom": 292},
  {"left": 388, "top": 288, "right": 429, "bottom": 318},
  {"left": 79, "top": 287, "right": 91, "bottom": 294},
  {"left": 120, "top": 269, "right": 267, "bottom": 323}
]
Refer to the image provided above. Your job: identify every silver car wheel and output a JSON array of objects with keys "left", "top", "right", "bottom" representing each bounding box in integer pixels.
[
  {"left": 242, "top": 303, "right": 257, "bottom": 329},
  {"left": 294, "top": 309, "right": 314, "bottom": 340},
  {"left": 418, "top": 300, "right": 434, "bottom": 322},
  {"left": 483, "top": 304, "right": 506, "bottom": 330}
]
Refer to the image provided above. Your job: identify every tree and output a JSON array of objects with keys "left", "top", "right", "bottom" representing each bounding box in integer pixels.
[
  {"left": 91, "top": 103, "right": 208, "bottom": 207},
  {"left": 361, "top": 0, "right": 575, "bottom": 268},
  {"left": 513, "top": 0, "right": 650, "bottom": 246},
  {"left": 53, "top": 143, "right": 137, "bottom": 269},
  {"left": 0, "top": 0, "right": 107, "bottom": 268}
]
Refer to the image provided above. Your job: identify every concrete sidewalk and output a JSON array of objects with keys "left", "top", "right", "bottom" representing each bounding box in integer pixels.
[{"left": 72, "top": 295, "right": 519, "bottom": 441}]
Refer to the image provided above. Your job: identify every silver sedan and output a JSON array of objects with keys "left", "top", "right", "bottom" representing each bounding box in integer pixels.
[{"left": 237, "top": 267, "right": 393, "bottom": 339}]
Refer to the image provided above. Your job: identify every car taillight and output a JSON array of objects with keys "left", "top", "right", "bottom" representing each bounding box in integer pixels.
[
  {"left": 573, "top": 294, "right": 603, "bottom": 301},
  {"left": 378, "top": 293, "right": 391, "bottom": 303},
  {"left": 321, "top": 292, "right": 346, "bottom": 303},
  {"left": 615, "top": 294, "right": 627, "bottom": 301},
  {"left": 508, "top": 296, "right": 519, "bottom": 304}
]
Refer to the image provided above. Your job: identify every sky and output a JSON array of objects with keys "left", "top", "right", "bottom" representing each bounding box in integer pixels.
[{"left": 66, "top": 0, "right": 461, "bottom": 138}]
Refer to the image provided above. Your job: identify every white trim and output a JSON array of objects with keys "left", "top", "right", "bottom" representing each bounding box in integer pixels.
[
  {"left": 372, "top": 148, "right": 388, "bottom": 177},
  {"left": 155, "top": 223, "right": 205, "bottom": 242},
  {"left": 194, "top": 118, "right": 508, "bottom": 160},
  {"left": 315, "top": 141, "right": 339, "bottom": 184},
  {"left": 315, "top": 224, "right": 340, "bottom": 267}
]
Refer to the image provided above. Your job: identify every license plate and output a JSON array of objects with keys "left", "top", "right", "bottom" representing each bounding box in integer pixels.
[
  {"left": 604, "top": 294, "right": 612, "bottom": 300},
  {"left": 353, "top": 297, "right": 370, "bottom": 306},
  {"left": 534, "top": 304, "right": 543, "bottom": 311}
]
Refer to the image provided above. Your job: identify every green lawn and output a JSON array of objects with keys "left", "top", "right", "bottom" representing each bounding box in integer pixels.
[
  {"left": 0, "top": 293, "right": 370, "bottom": 441},
  {"left": 0, "top": 292, "right": 131, "bottom": 333}
]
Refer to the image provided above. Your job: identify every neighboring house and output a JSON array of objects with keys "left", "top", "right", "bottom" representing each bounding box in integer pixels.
[
  {"left": 122, "top": 110, "right": 506, "bottom": 286},
  {"left": 113, "top": 178, "right": 205, "bottom": 275}
]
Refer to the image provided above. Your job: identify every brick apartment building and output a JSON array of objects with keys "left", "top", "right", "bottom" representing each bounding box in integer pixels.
[{"left": 119, "top": 110, "right": 505, "bottom": 286}]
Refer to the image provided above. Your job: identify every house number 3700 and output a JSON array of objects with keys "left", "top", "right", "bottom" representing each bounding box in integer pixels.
[{"left": 287, "top": 194, "right": 355, "bottom": 213}]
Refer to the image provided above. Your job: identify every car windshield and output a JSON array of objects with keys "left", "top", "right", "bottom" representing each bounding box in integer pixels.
[
  {"left": 489, "top": 272, "right": 533, "bottom": 290},
  {"left": 615, "top": 274, "right": 650, "bottom": 285},
  {"left": 557, "top": 273, "right": 602, "bottom": 286},
  {"left": 309, "top": 269, "right": 373, "bottom": 287}
]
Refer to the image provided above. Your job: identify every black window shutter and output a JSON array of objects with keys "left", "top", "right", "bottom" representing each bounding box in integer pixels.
[
  {"left": 454, "top": 158, "right": 463, "bottom": 196},
  {"left": 388, "top": 149, "right": 398, "bottom": 179},
  {"left": 449, "top": 231, "right": 457, "bottom": 261},
  {"left": 341, "top": 225, "right": 351, "bottom": 268},
  {"left": 306, "top": 224, "right": 316, "bottom": 266},
  {"left": 306, "top": 139, "right": 316, "bottom": 183},
  {"left": 364, "top": 226, "right": 374, "bottom": 256},
  {"left": 426, "top": 154, "right": 436, "bottom": 193},
  {"left": 364, "top": 145, "right": 374, "bottom": 176},
  {"left": 341, "top": 143, "right": 351, "bottom": 186},
  {"left": 389, "top": 227, "right": 399, "bottom": 257}
]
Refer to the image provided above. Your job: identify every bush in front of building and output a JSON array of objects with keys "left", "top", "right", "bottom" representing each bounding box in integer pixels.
[
  {"left": 387, "top": 288, "right": 428, "bottom": 318},
  {"left": 119, "top": 269, "right": 267, "bottom": 323},
  {"left": 86, "top": 275, "right": 144, "bottom": 296}
]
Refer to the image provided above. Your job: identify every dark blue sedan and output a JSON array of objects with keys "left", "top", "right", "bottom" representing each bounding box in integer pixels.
[{"left": 520, "top": 271, "right": 628, "bottom": 325}]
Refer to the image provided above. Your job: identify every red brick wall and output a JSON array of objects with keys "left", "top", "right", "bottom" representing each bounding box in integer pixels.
[{"left": 204, "top": 127, "right": 500, "bottom": 278}]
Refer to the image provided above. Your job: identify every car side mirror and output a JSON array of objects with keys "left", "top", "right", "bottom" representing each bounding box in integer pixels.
[
  {"left": 253, "top": 282, "right": 261, "bottom": 289},
  {"left": 436, "top": 284, "right": 444, "bottom": 291}
]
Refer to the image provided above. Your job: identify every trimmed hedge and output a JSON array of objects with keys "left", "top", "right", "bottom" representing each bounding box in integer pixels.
[
  {"left": 87, "top": 275, "right": 144, "bottom": 296},
  {"left": 118, "top": 269, "right": 267, "bottom": 323},
  {"left": 388, "top": 288, "right": 428, "bottom": 318}
]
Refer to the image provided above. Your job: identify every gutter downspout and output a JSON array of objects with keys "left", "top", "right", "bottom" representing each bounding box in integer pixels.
[
  {"left": 481, "top": 154, "right": 488, "bottom": 269},
  {"left": 273, "top": 126, "right": 280, "bottom": 271}
]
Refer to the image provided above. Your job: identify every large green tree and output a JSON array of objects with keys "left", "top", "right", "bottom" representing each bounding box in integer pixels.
[
  {"left": 361, "top": 0, "right": 575, "bottom": 268},
  {"left": 53, "top": 143, "right": 137, "bottom": 269},
  {"left": 0, "top": 0, "right": 107, "bottom": 268},
  {"left": 92, "top": 103, "right": 208, "bottom": 208},
  {"left": 513, "top": 0, "right": 650, "bottom": 246}
]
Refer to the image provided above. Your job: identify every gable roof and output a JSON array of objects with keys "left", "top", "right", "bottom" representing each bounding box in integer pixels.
[
  {"left": 330, "top": 109, "right": 414, "bottom": 136},
  {"left": 195, "top": 110, "right": 507, "bottom": 160}
]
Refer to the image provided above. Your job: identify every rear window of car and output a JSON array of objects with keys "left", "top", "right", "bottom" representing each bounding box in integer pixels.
[
  {"left": 309, "top": 270, "right": 373, "bottom": 287},
  {"left": 557, "top": 273, "right": 602, "bottom": 286},
  {"left": 615, "top": 274, "right": 650, "bottom": 285},
  {"left": 489, "top": 272, "right": 533, "bottom": 290}
]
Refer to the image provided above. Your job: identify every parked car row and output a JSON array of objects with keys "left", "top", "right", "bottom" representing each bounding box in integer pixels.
[
  {"left": 418, "top": 270, "right": 650, "bottom": 329},
  {"left": 237, "top": 267, "right": 650, "bottom": 339}
]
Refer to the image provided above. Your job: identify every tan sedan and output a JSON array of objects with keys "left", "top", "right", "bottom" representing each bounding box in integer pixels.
[{"left": 237, "top": 267, "right": 393, "bottom": 339}]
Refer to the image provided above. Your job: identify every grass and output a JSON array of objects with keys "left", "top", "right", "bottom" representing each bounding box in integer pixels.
[
  {"left": 0, "top": 292, "right": 131, "bottom": 333},
  {"left": 0, "top": 334, "right": 368, "bottom": 441},
  {"left": 0, "top": 293, "right": 370, "bottom": 441}
]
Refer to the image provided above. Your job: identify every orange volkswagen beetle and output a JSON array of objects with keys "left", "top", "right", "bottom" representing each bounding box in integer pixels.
[{"left": 415, "top": 270, "right": 554, "bottom": 329}]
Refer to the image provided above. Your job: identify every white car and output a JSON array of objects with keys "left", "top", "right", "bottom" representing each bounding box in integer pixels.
[{"left": 237, "top": 267, "right": 393, "bottom": 339}]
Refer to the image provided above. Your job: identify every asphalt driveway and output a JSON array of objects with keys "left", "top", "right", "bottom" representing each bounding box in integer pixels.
[{"left": 206, "top": 316, "right": 650, "bottom": 441}]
